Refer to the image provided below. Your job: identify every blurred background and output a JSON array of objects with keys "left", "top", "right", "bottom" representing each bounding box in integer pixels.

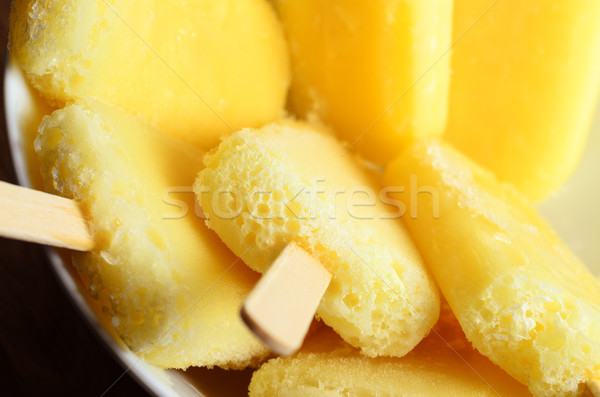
[{"left": 0, "top": 1, "right": 147, "bottom": 395}]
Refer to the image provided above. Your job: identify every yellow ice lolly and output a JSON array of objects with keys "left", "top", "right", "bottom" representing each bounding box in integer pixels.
[
  {"left": 10, "top": 0, "right": 289, "bottom": 150},
  {"left": 249, "top": 305, "right": 530, "bottom": 397},
  {"left": 447, "top": 0, "right": 600, "bottom": 201},
  {"left": 273, "top": 0, "right": 452, "bottom": 163},
  {"left": 195, "top": 121, "right": 440, "bottom": 358},
  {"left": 384, "top": 139, "right": 600, "bottom": 396},
  {"left": 35, "top": 98, "right": 267, "bottom": 369}
]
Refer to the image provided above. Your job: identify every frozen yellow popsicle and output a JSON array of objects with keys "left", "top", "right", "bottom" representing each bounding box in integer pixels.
[
  {"left": 35, "top": 98, "right": 268, "bottom": 369},
  {"left": 447, "top": 0, "right": 600, "bottom": 201},
  {"left": 249, "top": 305, "right": 530, "bottom": 396},
  {"left": 195, "top": 121, "right": 440, "bottom": 358},
  {"left": 384, "top": 139, "right": 600, "bottom": 396},
  {"left": 10, "top": 0, "right": 289, "bottom": 150},
  {"left": 273, "top": 0, "right": 452, "bottom": 163}
]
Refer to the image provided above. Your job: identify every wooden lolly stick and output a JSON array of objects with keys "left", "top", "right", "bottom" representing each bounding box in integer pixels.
[
  {"left": 241, "top": 241, "right": 332, "bottom": 356},
  {"left": 0, "top": 181, "right": 93, "bottom": 251}
]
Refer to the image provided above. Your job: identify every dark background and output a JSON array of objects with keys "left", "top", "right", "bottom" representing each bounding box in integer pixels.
[{"left": 0, "top": 1, "right": 148, "bottom": 395}]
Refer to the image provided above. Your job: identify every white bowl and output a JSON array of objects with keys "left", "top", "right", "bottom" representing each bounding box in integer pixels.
[{"left": 5, "top": 55, "right": 600, "bottom": 396}]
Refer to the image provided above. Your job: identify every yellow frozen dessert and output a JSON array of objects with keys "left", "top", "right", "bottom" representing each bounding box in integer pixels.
[
  {"left": 195, "top": 121, "right": 440, "bottom": 358},
  {"left": 10, "top": 0, "right": 600, "bottom": 392},
  {"left": 249, "top": 305, "right": 530, "bottom": 396},
  {"left": 384, "top": 139, "right": 600, "bottom": 396},
  {"left": 10, "top": 0, "right": 290, "bottom": 150},
  {"left": 273, "top": 0, "right": 452, "bottom": 163},
  {"left": 34, "top": 98, "right": 267, "bottom": 369},
  {"left": 447, "top": 0, "right": 600, "bottom": 200}
]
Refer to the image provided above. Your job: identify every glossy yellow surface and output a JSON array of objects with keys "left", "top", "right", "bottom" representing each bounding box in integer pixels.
[
  {"left": 384, "top": 140, "right": 600, "bottom": 396},
  {"left": 196, "top": 121, "right": 439, "bottom": 358},
  {"left": 35, "top": 99, "right": 267, "bottom": 369},
  {"left": 274, "top": 0, "right": 452, "bottom": 163},
  {"left": 249, "top": 306, "right": 530, "bottom": 396},
  {"left": 447, "top": 0, "right": 600, "bottom": 201},
  {"left": 10, "top": 0, "right": 289, "bottom": 150}
]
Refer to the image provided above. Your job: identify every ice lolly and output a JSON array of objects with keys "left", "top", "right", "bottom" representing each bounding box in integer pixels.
[
  {"left": 384, "top": 139, "right": 600, "bottom": 396},
  {"left": 446, "top": 0, "right": 600, "bottom": 201},
  {"left": 195, "top": 121, "right": 440, "bottom": 358},
  {"left": 273, "top": 0, "right": 452, "bottom": 163},
  {"left": 10, "top": 0, "right": 289, "bottom": 150},
  {"left": 35, "top": 98, "right": 268, "bottom": 369},
  {"left": 249, "top": 304, "right": 530, "bottom": 396}
]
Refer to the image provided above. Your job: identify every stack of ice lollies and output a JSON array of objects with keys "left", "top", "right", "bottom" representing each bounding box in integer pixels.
[{"left": 6, "top": 0, "right": 600, "bottom": 395}]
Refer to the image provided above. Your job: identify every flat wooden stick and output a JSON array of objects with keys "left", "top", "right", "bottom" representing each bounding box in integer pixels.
[
  {"left": 241, "top": 242, "right": 332, "bottom": 356},
  {"left": 0, "top": 181, "right": 93, "bottom": 251}
]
